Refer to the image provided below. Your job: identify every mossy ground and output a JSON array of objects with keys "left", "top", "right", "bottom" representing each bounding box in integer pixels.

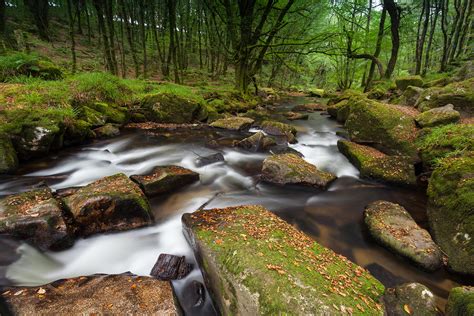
[{"left": 188, "top": 205, "right": 384, "bottom": 315}]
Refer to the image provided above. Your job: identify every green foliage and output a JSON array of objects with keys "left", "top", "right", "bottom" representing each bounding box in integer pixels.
[{"left": 0, "top": 52, "right": 62, "bottom": 82}]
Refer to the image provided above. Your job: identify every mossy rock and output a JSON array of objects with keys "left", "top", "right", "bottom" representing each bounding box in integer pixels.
[
  {"left": 327, "top": 89, "right": 364, "bottom": 106},
  {"left": 399, "top": 86, "right": 424, "bottom": 106},
  {"left": 260, "top": 120, "right": 297, "bottom": 143},
  {"left": 78, "top": 106, "right": 107, "bottom": 127},
  {"left": 415, "top": 104, "right": 460, "bottom": 128},
  {"left": 344, "top": 99, "right": 419, "bottom": 161},
  {"left": 13, "top": 122, "right": 63, "bottom": 160},
  {"left": 416, "top": 78, "right": 474, "bottom": 114},
  {"left": 93, "top": 123, "right": 120, "bottom": 138},
  {"left": 446, "top": 286, "right": 474, "bottom": 316},
  {"left": 0, "top": 134, "right": 18, "bottom": 174},
  {"left": 427, "top": 154, "right": 474, "bottom": 275},
  {"left": 182, "top": 205, "right": 385, "bottom": 315},
  {"left": 89, "top": 102, "right": 128, "bottom": 125},
  {"left": 338, "top": 140, "right": 416, "bottom": 186},
  {"left": 307, "top": 88, "right": 325, "bottom": 97},
  {"left": 367, "top": 81, "right": 394, "bottom": 100},
  {"left": 0, "top": 53, "right": 63, "bottom": 81},
  {"left": 141, "top": 93, "right": 203, "bottom": 123},
  {"left": 395, "top": 76, "right": 423, "bottom": 91},
  {"left": 210, "top": 116, "right": 254, "bottom": 131},
  {"left": 383, "top": 283, "right": 438, "bottom": 316},
  {"left": 63, "top": 120, "right": 94, "bottom": 147},
  {"left": 236, "top": 132, "right": 276, "bottom": 152},
  {"left": 35, "top": 60, "right": 63, "bottom": 80}
]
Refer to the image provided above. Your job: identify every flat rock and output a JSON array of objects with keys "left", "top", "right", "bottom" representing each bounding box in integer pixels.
[
  {"left": 131, "top": 165, "right": 199, "bottom": 197},
  {"left": 396, "top": 76, "right": 423, "bottom": 91},
  {"left": 150, "top": 253, "right": 192, "bottom": 280},
  {"left": 93, "top": 123, "right": 120, "bottom": 138},
  {"left": 261, "top": 153, "right": 336, "bottom": 189},
  {"left": 63, "top": 173, "right": 153, "bottom": 236},
  {"left": 195, "top": 153, "right": 225, "bottom": 167},
  {"left": 415, "top": 104, "right": 460, "bottom": 128},
  {"left": 209, "top": 117, "right": 254, "bottom": 131},
  {"left": 365, "top": 201, "right": 442, "bottom": 271},
  {"left": 0, "top": 187, "right": 72, "bottom": 251},
  {"left": 182, "top": 205, "right": 385, "bottom": 315},
  {"left": 283, "top": 112, "right": 309, "bottom": 120},
  {"left": 384, "top": 283, "right": 438, "bottom": 316},
  {"left": 446, "top": 286, "right": 474, "bottom": 316},
  {"left": 1, "top": 273, "right": 178, "bottom": 315},
  {"left": 236, "top": 132, "right": 276, "bottom": 152}
]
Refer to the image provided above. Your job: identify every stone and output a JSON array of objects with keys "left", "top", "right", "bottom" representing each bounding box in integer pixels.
[
  {"left": 365, "top": 201, "right": 442, "bottom": 271},
  {"left": 260, "top": 120, "right": 297, "bottom": 143},
  {"left": 181, "top": 280, "right": 206, "bottom": 311},
  {"left": 93, "top": 123, "right": 120, "bottom": 138},
  {"left": 337, "top": 140, "right": 416, "bottom": 186},
  {"left": 130, "top": 166, "right": 199, "bottom": 197},
  {"left": 283, "top": 112, "right": 309, "bottom": 121},
  {"left": 63, "top": 120, "right": 94, "bottom": 146},
  {"left": 446, "top": 286, "right": 474, "bottom": 316},
  {"left": 307, "top": 88, "right": 325, "bottom": 97},
  {"left": 63, "top": 173, "right": 153, "bottom": 237},
  {"left": 261, "top": 153, "right": 336, "bottom": 189},
  {"left": 0, "top": 135, "right": 18, "bottom": 174},
  {"left": 0, "top": 187, "right": 72, "bottom": 251},
  {"left": 195, "top": 153, "right": 225, "bottom": 167},
  {"left": 236, "top": 132, "right": 276, "bottom": 152},
  {"left": 395, "top": 76, "right": 424, "bottom": 91},
  {"left": 150, "top": 253, "right": 192, "bottom": 280},
  {"left": 415, "top": 104, "right": 461, "bottom": 128},
  {"left": 1, "top": 273, "right": 178, "bottom": 315},
  {"left": 13, "top": 124, "right": 62, "bottom": 160},
  {"left": 383, "top": 283, "right": 438, "bottom": 316},
  {"left": 209, "top": 117, "right": 254, "bottom": 131},
  {"left": 400, "top": 86, "right": 424, "bottom": 106},
  {"left": 182, "top": 205, "right": 385, "bottom": 315},
  {"left": 427, "top": 154, "right": 474, "bottom": 275},
  {"left": 327, "top": 99, "right": 352, "bottom": 123},
  {"left": 292, "top": 103, "right": 325, "bottom": 112},
  {"left": 141, "top": 92, "right": 203, "bottom": 123}
]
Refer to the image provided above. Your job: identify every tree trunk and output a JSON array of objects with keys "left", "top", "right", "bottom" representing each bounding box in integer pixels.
[
  {"left": 167, "top": 0, "right": 180, "bottom": 83},
  {"left": 384, "top": 0, "right": 401, "bottom": 78},
  {"left": 0, "top": 0, "right": 5, "bottom": 36},
  {"left": 66, "top": 0, "right": 77, "bottom": 74},
  {"left": 423, "top": 0, "right": 440, "bottom": 75},
  {"left": 440, "top": 0, "right": 449, "bottom": 71},
  {"left": 415, "top": 0, "right": 430, "bottom": 74},
  {"left": 119, "top": 0, "right": 140, "bottom": 77},
  {"left": 23, "top": 0, "right": 50, "bottom": 41},
  {"left": 138, "top": 0, "right": 147, "bottom": 78},
  {"left": 366, "top": 8, "right": 386, "bottom": 89}
]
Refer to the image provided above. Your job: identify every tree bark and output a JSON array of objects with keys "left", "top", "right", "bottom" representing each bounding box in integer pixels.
[
  {"left": 66, "top": 0, "right": 77, "bottom": 74},
  {"left": 383, "top": 0, "right": 401, "bottom": 78},
  {"left": 415, "top": 0, "right": 430, "bottom": 74},
  {"left": 366, "top": 8, "right": 386, "bottom": 89}
]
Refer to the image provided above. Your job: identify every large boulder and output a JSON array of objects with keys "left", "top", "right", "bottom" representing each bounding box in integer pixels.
[
  {"left": 344, "top": 98, "right": 419, "bottom": 161},
  {"left": 261, "top": 153, "right": 336, "bottom": 189},
  {"left": 0, "top": 187, "right": 72, "bottom": 250},
  {"left": 260, "top": 120, "right": 297, "bottom": 143},
  {"left": 283, "top": 112, "right": 309, "bottom": 121},
  {"left": 446, "top": 286, "right": 474, "bottom": 316},
  {"left": 209, "top": 117, "right": 254, "bottom": 131},
  {"left": 427, "top": 154, "right": 474, "bottom": 275},
  {"left": 93, "top": 123, "right": 120, "bottom": 138},
  {"left": 13, "top": 123, "right": 63, "bottom": 160},
  {"left": 383, "top": 283, "right": 438, "bottom": 316},
  {"left": 327, "top": 99, "right": 351, "bottom": 123},
  {"left": 63, "top": 120, "right": 94, "bottom": 146},
  {"left": 0, "top": 135, "right": 18, "bottom": 174},
  {"left": 415, "top": 104, "right": 460, "bottom": 128},
  {"left": 396, "top": 76, "right": 424, "bottom": 91},
  {"left": 141, "top": 92, "right": 203, "bottom": 123},
  {"left": 364, "top": 201, "right": 442, "bottom": 271},
  {"left": 399, "top": 86, "right": 424, "bottom": 106},
  {"left": 236, "top": 132, "right": 276, "bottom": 152},
  {"left": 182, "top": 205, "right": 385, "bottom": 315},
  {"left": 338, "top": 140, "right": 416, "bottom": 186},
  {"left": 63, "top": 173, "right": 153, "bottom": 236},
  {"left": 130, "top": 165, "right": 199, "bottom": 197},
  {"left": 1, "top": 273, "right": 178, "bottom": 315}
]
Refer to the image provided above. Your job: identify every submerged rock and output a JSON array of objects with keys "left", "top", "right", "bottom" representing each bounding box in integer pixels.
[
  {"left": 427, "top": 154, "right": 474, "bottom": 275},
  {"left": 63, "top": 173, "right": 153, "bottom": 236},
  {"left": 195, "top": 153, "right": 225, "bottom": 167},
  {"left": 446, "top": 286, "right": 474, "bottom": 316},
  {"left": 283, "top": 112, "right": 309, "bottom": 121},
  {"left": 130, "top": 165, "right": 199, "bottom": 197},
  {"left": 396, "top": 76, "right": 424, "bottom": 91},
  {"left": 0, "top": 187, "right": 72, "bottom": 250},
  {"left": 236, "top": 132, "right": 276, "bottom": 152},
  {"left": 150, "top": 253, "right": 192, "bottom": 280},
  {"left": 0, "top": 135, "right": 18, "bottom": 174},
  {"left": 261, "top": 153, "right": 336, "bottom": 189},
  {"left": 365, "top": 201, "right": 442, "bottom": 271},
  {"left": 93, "top": 123, "right": 120, "bottom": 138},
  {"left": 1, "top": 273, "right": 178, "bottom": 315},
  {"left": 383, "top": 283, "right": 438, "bottom": 316},
  {"left": 181, "top": 280, "right": 206, "bottom": 311},
  {"left": 209, "top": 117, "right": 254, "bottom": 131},
  {"left": 337, "top": 140, "right": 416, "bottom": 186},
  {"left": 260, "top": 120, "right": 297, "bottom": 143},
  {"left": 415, "top": 104, "right": 460, "bottom": 128},
  {"left": 182, "top": 205, "right": 385, "bottom": 315},
  {"left": 292, "top": 103, "right": 325, "bottom": 112}
]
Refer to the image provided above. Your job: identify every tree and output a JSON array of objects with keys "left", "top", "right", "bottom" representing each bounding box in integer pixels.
[{"left": 23, "top": 0, "right": 50, "bottom": 41}]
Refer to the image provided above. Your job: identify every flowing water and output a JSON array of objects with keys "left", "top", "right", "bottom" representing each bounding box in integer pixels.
[{"left": 0, "top": 97, "right": 470, "bottom": 314}]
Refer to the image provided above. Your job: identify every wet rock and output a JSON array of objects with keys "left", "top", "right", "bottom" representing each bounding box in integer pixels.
[
  {"left": 150, "top": 253, "right": 192, "bottom": 280},
  {"left": 195, "top": 153, "right": 225, "bottom": 167},
  {"left": 0, "top": 135, "right": 18, "bottom": 174},
  {"left": 182, "top": 280, "right": 206, "bottom": 310},
  {"left": 0, "top": 187, "right": 72, "bottom": 251},
  {"left": 283, "top": 112, "right": 309, "bottom": 121},
  {"left": 63, "top": 120, "right": 94, "bottom": 146},
  {"left": 93, "top": 123, "right": 120, "bottom": 138},
  {"left": 141, "top": 92, "right": 203, "bottom": 123},
  {"left": 446, "top": 286, "right": 474, "bottom": 316},
  {"left": 236, "top": 132, "right": 276, "bottom": 152},
  {"left": 427, "top": 154, "right": 474, "bottom": 275},
  {"left": 1, "top": 273, "right": 178, "bottom": 315},
  {"left": 63, "top": 173, "right": 153, "bottom": 237},
  {"left": 268, "top": 145, "right": 304, "bottom": 157},
  {"left": 54, "top": 187, "right": 80, "bottom": 198},
  {"left": 364, "top": 263, "right": 407, "bottom": 288},
  {"left": 338, "top": 140, "right": 416, "bottom": 186},
  {"left": 209, "top": 117, "right": 254, "bottom": 131},
  {"left": 383, "top": 283, "right": 438, "bottom": 316},
  {"left": 261, "top": 153, "right": 336, "bottom": 189},
  {"left": 130, "top": 165, "right": 199, "bottom": 197},
  {"left": 365, "top": 201, "right": 442, "bottom": 271},
  {"left": 415, "top": 104, "right": 460, "bottom": 128},
  {"left": 13, "top": 124, "right": 62, "bottom": 160},
  {"left": 307, "top": 88, "right": 325, "bottom": 97},
  {"left": 78, "top": 106, "right": 107, "bottom": 127},
  {"left": 88, "top": 102, "right": 128, "bottom": 125},
  {"left": 344, "top": 98, "right": 419, "bottom": 161},
  {"left": 395, "top": 76, "right": 424, "bottom": 91},
  {"left": 327, "top": 99, "right": 351, "bottom": 122},
  {"left": 182, "top": 205, "right": 385, "bottom": 315},
  {"left": 292, "top": 103, "right": 325, "bottom": 112},
  {"left": 260, "top": 120, "right": 297, "bottom": 143},
  {"left": 400, "top": 86, "right": 424, "bottom": 106}
]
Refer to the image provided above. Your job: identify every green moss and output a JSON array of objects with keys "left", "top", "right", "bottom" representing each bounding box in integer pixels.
[
  {"left": 141, "top": 92, "right": 203, "bottom": 123},
  {"left": 446, "top": 286, "right": 474, "bottom": 316},
  {"left": 416, "top": 78, "right": 474, "bottom": 113},
  {"left": 0, "top": 52, "right": 63, "bottom": 82},
  {"left": 89, "top": 102, "right": 128, "bottom": 125},
  {"left": 260, "top": 120, "right": 297, "bottom": 136},
  {"left": 395, "top": 75, "right": 423, "bottom": 91},
  {"left": 415, "top": 106, "right": 460, "bottom": 128},
  {"left": 0, "top": 134, "right": 18, "bottom": 174},
  {"left": 63, "top": 119, "right": 94, "bottom": 146}
]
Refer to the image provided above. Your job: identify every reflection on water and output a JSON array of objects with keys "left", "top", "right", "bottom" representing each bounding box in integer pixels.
[{"left": 0, "top": 97, "right": 469, "bottom": 313}]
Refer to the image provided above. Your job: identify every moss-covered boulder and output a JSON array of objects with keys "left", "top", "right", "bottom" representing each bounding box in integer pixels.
[
  {"left": 344, "top": 98, "right": 419, "bottom": 161},
  {"left": 210, "top": 116, "right": 254, "bottom": 131},
  {"left": 261, "top": 153, "right": 336, "bottom": 189},
  {"left": 338, "top": 140, "right": 416, "bottom": 186},
  {"left": 88, "top": 102, "right": 128, "bottom": 125},
  {"left": 141, "top": 92, "right": 203, "bottom": 123},
  {"left": 395, "top": 76, "right": 424, "bottom": 91},
  {"left": 0, "top": 187, "right": 72, "bottom": 250},
  {"left": 236, "top": 132, "right": 276, "bottom": 152},
  {"left": 93, "top": 123, "right": 120, "bottom": 138},
  {"left": 365, "top": 201, "right": 442, "bottom": 271},
  {"left": 1, "top": 273, "right": 178, "bottom": 315},
  {"left": 416, "top": 78, "right": 474, "bottom": 114},
  {"left": 327, "top": 99, "right": 352, "bottom": 123},
  {"left": 307, "top": 88, "right": 325, "bottom": 97},
  {"left": 399, "top": 86, "right": 424, "bottom": 106},
  {"left": 130, "top": 165, "right": 199, "bottom": 197},
  {"left": 327, "top": 89, "right": 364, "bottom": 106},
  {"left": 182, "top": 205, "right": 385, "bottom": 315},
  {"left": 383, "top": 283, "right": 438, "bottom": 316},
  {"left": 0, "top": 135, "right": 18, "bottom": 174},
  {"left": 283, "top": 111, "right": 309, "bottom": 121},
  {"left": 63, "top": 173, "right": 153, "bottom": 237},
  {"left": 78, "top": 106, "right": 107, "bottom": 127},
  {"left": 0, "top": 53, "right": 63, "bottom": 81},
  {"left": 427, "top": 154, "right": 474, "bottom": 275},
  {"left": 63, "top": 120, "right": 94, "bottom": 146},
  {"left": 13, "top": 123, "right": 63, "bottom": 160},
  {"left": 415, "top": 104, "right": 460, "bottom": 128},
  {"left": 260, "top": 120, "right": 297, "bottom": 143},
  {"left": 446, "top": 286, "right": 474, "bottom": 316}
]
